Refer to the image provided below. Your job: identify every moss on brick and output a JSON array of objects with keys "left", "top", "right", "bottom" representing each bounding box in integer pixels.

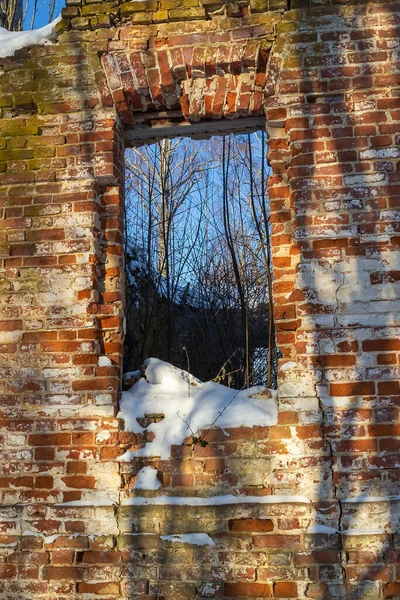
[
  {"left": 0, "top": 96, "right": 12, "bottom": 108},
  {"left": 62, "top": 6, "right": 80, "bottom": 18},
  {"left": 168, "top": 6, "right": 206, "bottom": 19},
  {"left": 152, "top": 10, "right": 169, "bottom": 21},
  {"left": 120, "top": 0, "right": 157, "bottom": 14},
  {"left": 94, "top": 13, "right": 113, "bottom": 26},
  {"left": 81, "top": 2, "right": 120, "bottom": 16},
  {"left": 71, "top": 16, "right": 92, "bottom": 29},
  {"left": 250, "top": 0, "right": 268, "bottom": 12},
  {"left": 1, "top": 125, "right": 40, "bottom": 137}
]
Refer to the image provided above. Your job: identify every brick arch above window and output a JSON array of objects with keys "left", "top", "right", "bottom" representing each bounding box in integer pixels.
[{"left": 99, "top": 38, "right": 275, "bottom": 123}]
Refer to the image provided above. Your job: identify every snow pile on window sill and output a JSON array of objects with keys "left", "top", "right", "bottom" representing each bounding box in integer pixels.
[
  {"left": 118, "top": 358, "right": 278, "bottom": 461},
  {"left": 0, "top": 16, "right": 61, "bottom": 59}
]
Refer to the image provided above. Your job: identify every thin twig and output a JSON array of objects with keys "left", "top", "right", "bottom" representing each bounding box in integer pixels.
[
  {"left": 200, "top": 388, "right": 242, "bottom": 443},
  {"left": 182, "top": 346, "right": 191, "bottom": 399}
]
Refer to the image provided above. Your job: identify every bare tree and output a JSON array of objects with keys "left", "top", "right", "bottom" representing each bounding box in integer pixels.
[
  {"left": 124, "top": 132, "right": 278, "bottom": 389},
  {"left": 0, "top": 0, "right": 23, "bottom": 30},
  {"left": 125, "top": 138, "right": 214, "bottom": 363},
  {"left": 222, "top": 135, "right": 250, "bottom": 387},
  {"left": 0, "top": 0, "right": 58, "bottom": 31}
]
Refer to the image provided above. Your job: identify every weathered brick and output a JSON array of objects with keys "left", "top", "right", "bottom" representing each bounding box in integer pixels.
[
  {"left": 225, "top": 582, "right": 272, "bottom": 597},
  {"left": 1, "top": 4, "right": 400, "bottom": 600},
  {"left": 229, "top": 519, "right": 274, "bottom": 532}
]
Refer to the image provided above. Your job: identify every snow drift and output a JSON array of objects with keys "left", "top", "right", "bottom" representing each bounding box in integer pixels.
[{"left": 118, "top": 358, "right": 278, "bottom": 460}]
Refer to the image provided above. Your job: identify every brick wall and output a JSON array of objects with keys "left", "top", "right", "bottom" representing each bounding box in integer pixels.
[{"left": 1, "top": 0, "right": 400, "bottom": 598}]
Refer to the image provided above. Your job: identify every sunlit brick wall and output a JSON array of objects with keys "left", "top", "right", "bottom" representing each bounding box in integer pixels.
[{"left": 0, "top": 1, "right": 399, "bottom": 598}]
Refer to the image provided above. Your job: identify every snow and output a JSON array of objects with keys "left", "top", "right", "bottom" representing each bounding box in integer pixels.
[
  {"left": 57, "top": 497, "right": 117, "bottom": 506},
  {"left": 342, "top": 529, "right": 387, "bottom": 536},
  {"left": 144, "top": 357, "right": 201, "bottom": 387},
  {"left": 342, "top": 495, "right": 400, "bottom": 503},
  {"left": 133, "top": 466, "right": 162, "bottom": 490},
  {"left": 121, "top": 494, "right": 311, "bottom": 506},
  {"left": 0, "top": 16, "right": 61, "bottom": 59},
  {"left": 307, "top": 525, "right": 337, "bottom": 534},
  {"left": 0, "top": 541, "right": 17, "bottom": 547},
  {"left": 280, "top": 361, "right": 297, "bottom": 371},
  {"left": 118, "top": 358, "right": 277, "bottom": 460},
  {"left": 21, "top": 531, "right": 60, "bottom": 543},
  {"left": 123, "top": 370, "right": 141, "bottom": 383},
  {"left": 160, "top": 533, "right": 215, "bottom": 546},
  {"left": 308, "top": 525, "right": 388, "bottom": 536},
  {"left": 98, "top": 355, "right": 112, "bottom": 367}
]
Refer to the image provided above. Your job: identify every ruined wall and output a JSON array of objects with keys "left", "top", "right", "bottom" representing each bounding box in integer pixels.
[{"left": 0, "top": 0, "right": 400, "bottom": 598}]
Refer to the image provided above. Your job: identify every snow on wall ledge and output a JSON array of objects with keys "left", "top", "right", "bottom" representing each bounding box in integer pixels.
[
  {"left": 118, "top": 358, "right": 278, "bottom": 460},
  {"left": 0, "top": 16, "right": 61, "bottom": 58}
]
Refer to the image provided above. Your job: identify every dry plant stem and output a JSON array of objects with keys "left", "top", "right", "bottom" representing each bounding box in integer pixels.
[
  {"left": 200, "top": 388, "right": 242, "bottom": 442},
  {"left": 29, "top": 0, "right": 38, "bottom": 29},
  {"left": 248, "top": 132, "right": 275, "bottom": 388},
  {"left": 156, "top": 563, "right": 168, "bottom": 600},
  {"left": 261, "top": 130, "right": 276, "bottom": 387},
  {"left": 213, "top": 348, "right": 241, "bottom": 384},
  {"left": 182, "top": 345, "right": 191, "bottom": 398},
  {"left": 0, "top": 0, "right": 22, "bottom": 29}
]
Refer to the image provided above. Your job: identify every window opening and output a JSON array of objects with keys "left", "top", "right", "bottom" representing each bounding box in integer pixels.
[{"left": 124, "top": 131, "right": 278, "bottom": 389}]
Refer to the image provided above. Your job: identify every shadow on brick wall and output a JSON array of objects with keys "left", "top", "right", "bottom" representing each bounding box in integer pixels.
[{"left": 297, "top": 3, "right": 400, "bottom": 598}]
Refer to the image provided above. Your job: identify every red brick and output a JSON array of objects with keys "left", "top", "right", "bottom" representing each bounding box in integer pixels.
[
  {"left": 51, "top": 550, "right": 74, "bottom": 565},
  {"left": 330, "top": 382, "right": 375, "bottom": 396},
  {"left": 71, "top": 432, "right": 94, "bottom": 445},
  {"left": 67, "top": 461, "right": 87, "bottom": 474},
  {"left": 26, "top": 229, "right": 65, "bottom": 241},
  {"left": 61, "top": 476, "right": 96, "bottom": 489},
  {"left": 253, "top": 535, "right": 301, "bottom": 550},
  {"left": 0, "top": 476, "right": 33, "bottom": 488},
  {"left": 72, "top": 378, "right": 118, "bottom": 391},
  {"left": 363, "top": 339, "right": 400, "bottom": 352},
  {"left": 0, "top": 320, "right": 22, "bottom": 331},
  {"left": 171, "top": 473, "right": 193, "bottom": 487},
  {"left": 378, "top": 381, "right": 400, "bottom": 395},
  {"left": 29, "top": 433, "right": 71, "bottom": 446},
  {"left": 77, "top": 582, "right": 121, "bottom": 593},
  {"left": 0, "top": 565, "right": 16, "bottom": 578},
  {"left": 274, "top": 582, "right": 297, "bottom": 597},
  {"left": 42, "top": 566, "right": 83, "bottom": 580},
  {"left": 224, "top": 582, "right": 271, "bottom": 597},
  {"left": 315, "top": 354, "right": 356, "bottom": 367},
  {"left": 35, "top": 448, "right": 55, "bottom": 460},
  {"left": 65, "top": 521, "right": 85, "bottom": 533},
  {"left": 35, "top": 476, "right": 53, "bottom": 489},
  {"left": 229, "top": 519, "right": 274, "bottom": 532}
]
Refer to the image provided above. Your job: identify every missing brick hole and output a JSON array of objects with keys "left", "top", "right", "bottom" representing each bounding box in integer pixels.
[{"left": 306, "top": 93, "right": 345, "bottom": 105}]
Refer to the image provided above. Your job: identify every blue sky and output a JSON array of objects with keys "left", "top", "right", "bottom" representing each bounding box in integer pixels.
[{"left": 24, "top": 0, "right": 64, "bottom": 29}]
